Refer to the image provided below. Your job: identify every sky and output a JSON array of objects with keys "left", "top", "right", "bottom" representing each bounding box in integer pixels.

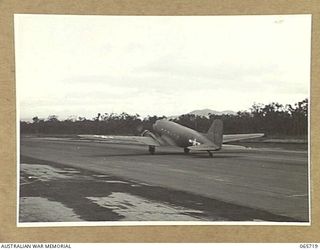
[{"left": 14, "top": 14, "right": 311, "bottom": 121}]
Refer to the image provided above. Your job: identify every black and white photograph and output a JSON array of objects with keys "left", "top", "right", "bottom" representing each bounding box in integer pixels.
[{"left": 15, "top": 14, "right": 311, "bottom": 225}]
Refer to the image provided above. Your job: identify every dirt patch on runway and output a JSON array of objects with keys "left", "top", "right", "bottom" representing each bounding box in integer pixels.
[{"left": 19, "top": 155, "right": 299, "bottom": 223}]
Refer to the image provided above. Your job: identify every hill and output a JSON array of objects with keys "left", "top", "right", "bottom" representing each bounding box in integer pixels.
[{"left": 188, "top": 109, "right": 236, "bottom": 116}]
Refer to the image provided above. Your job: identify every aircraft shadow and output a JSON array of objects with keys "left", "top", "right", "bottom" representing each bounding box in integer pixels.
[
  {"left": 190, "top": 154, "right": 244, "bottom": 159},
  {"left": 89, "top": 152, "right": 185, "bottom": 158},
  {"left": 89, "top": 152, "right": 244, "bottom": 159}
]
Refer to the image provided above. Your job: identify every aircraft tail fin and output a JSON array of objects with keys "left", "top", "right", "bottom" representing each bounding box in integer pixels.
[{"left": 207, "top": 119, "right": 223, "bottom": 148}]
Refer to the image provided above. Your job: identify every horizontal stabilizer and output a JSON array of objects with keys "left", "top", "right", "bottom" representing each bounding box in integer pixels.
[
  {"left": 221, "top": 144, "right": 249, "bottom": 150},
  {"left": 223, "top": 133, "right": 264, "bottom": 143},
  {"left": 188, "top": 144, "right": 220, "bottom": 151},
  {"left": 78, "top": 135, "right": 160, "bottom": 146}
]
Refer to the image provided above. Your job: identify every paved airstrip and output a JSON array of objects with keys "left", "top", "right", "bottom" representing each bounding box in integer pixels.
[{"left": 19, "top": 136, "right": 309, "bottom": 224}]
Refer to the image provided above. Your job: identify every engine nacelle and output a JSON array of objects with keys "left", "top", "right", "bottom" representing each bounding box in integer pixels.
[{"left": 141, "top": 130, "right": 158, "bottom": 141}]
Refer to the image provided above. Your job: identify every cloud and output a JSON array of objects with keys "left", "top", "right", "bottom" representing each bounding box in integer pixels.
[{"left": 15, "top": 14, "right": 311, "bottom": 119}]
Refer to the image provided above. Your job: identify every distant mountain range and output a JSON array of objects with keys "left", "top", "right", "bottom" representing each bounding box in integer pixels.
[
  {"left": 168, "top": 109, "right": 236, "bottom": 119},
  {"left": 188, "top": 109, "right": 236, "bottom": 116}
]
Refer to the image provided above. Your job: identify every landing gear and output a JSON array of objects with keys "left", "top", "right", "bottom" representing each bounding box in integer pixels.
[
  {"left": 207, "top": 151, "right": 213, "bottom": 158},
  {"left": 149, "top": 145, "right": 155, "bottom": 155},
  {"left": 184, "top": 147, "right": 190, "bottom": 154}
]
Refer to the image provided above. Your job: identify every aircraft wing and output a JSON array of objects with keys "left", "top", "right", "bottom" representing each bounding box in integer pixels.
[
  {"left": 223, "top": 133, "right": 264, "bottom": 143},
  {"left": 188, "top": 144, "right": 220, "bottom": 151},
  {"left": 78, "top": 135, "right": 160, "bottom": 146}
]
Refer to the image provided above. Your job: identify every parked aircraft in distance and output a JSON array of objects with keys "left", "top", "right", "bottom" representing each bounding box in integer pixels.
[{"left": 79, "top": 119, "right": 264, "bottom": 157}]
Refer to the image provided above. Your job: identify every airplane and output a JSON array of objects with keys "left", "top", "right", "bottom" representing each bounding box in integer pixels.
[{"left": 79, "top": 119, "right": 264, "bottom": 157}]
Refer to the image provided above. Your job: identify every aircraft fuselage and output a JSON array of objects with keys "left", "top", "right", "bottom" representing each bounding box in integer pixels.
[{"left": 152, "top": 120, "right": 213, "bottom": 148}]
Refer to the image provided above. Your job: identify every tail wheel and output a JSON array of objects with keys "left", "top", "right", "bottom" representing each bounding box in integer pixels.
[
  {"left": 149, "top": 146, "right": 155, "bottom": 155},
  {"left": 184, "top": 147, "right": 190, "bottom": 154}
]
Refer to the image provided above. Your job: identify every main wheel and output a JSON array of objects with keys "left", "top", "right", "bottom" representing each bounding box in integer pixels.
[
  {"left": 184, "top": 147, "right": 190, "bottom": 154},
  {"left": 149, "top": 146, "right": 155, "bottom": 155}
]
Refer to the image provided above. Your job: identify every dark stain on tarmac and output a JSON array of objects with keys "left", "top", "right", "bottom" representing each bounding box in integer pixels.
[{"left": 20, "top": 155, "right": 302, "bottom": 223}]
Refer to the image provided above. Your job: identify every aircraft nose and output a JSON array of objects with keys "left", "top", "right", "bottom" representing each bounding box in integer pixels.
[{"left": 153, "top": 120, "right": 161, "bottom": 132}]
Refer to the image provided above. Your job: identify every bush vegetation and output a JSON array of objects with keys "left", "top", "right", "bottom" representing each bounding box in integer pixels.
[{"left": 20, "top": 98, "right": 308, "bottom": 137}]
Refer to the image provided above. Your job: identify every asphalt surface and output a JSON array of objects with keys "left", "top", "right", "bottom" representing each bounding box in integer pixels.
[{"left": 19, "top": 136, "right": 309, "bottom": 223}]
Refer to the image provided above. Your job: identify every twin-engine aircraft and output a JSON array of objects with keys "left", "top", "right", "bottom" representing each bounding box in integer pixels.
[{"left": 80, "top": 119, "right": 263, "bottom": 157}]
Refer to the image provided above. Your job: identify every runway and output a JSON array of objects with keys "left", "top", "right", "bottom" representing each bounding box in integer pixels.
[{"left": 19, "top": 136, "right": 309, "bottom": 223}]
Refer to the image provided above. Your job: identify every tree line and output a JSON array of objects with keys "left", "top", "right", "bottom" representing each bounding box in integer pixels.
[{"left": 20, "top": 98, "right": 308, "bottom": 137}]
